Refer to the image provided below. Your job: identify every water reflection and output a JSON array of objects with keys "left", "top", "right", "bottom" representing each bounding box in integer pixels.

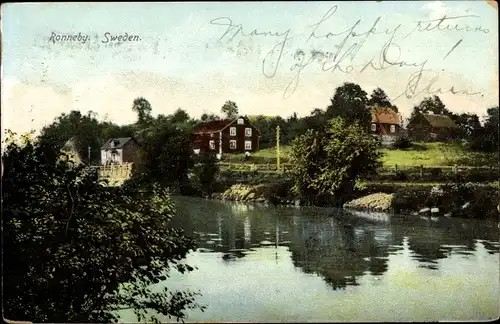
[{"left": 172, "top": 196, "right": 499, "bottom": 293}]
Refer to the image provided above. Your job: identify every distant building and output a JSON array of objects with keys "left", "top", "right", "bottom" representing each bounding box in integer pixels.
[
  {"left": 370, "top": 106, "right": 403, "bottom": 145},
  {"left": 191, "top": 115, "right": 261, "bottom": 155},
  {"left": 100, "top": 137, "right": 141, "bottom": 165},
  {"left": 407, "top": 112, "right": 458, "bottom": 141}
]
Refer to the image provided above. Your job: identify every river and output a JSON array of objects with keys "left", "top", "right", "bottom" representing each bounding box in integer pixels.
[{"left": 119, "top": 196, "right": 499, "bottom": 322}]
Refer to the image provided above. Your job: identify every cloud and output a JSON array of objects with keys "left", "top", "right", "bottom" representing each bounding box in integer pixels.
[
  {"left": 421, "top": 0, "right": 475, "bottom": 20},
  {"left": 2, "top": 62, "right": 497, "bottom": 138},
  {"left": 422, "top": 1, "right": 447, "bottom": 20}
]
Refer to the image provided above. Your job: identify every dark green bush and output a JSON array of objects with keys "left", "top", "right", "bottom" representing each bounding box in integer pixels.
[
  {"left": 392, "top": 136, "right": 413, "bottom": 149},
  {"left": 429, "top": 168, "right": 443, "bottom": 181},
  {"left": 391, "top": 187, "right": 432, "bottom": 213},
  {"left": 394, "top": 171, "right": 409, "bottom": 181},
  {"left": 390, "top": 182, "right": 498, "bottom": 219}
]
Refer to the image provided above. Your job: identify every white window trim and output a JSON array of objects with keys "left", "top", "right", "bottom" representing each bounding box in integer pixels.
[
  {"left": 245, "top": 140, "right": 252, "bottom": 150},
  {"left": 209, "top": 140, "right": 215, "bottom": 150},
  {"left": 237, "top": 118, "right": 244, "bottom": 125},
  {"left": 230, "top": 127, "right": 236, "bottom": 136},
  {"left": 245, "top": 127, "right": 252, "bottom": 137},
  {"left": 390, "top": 125, "right": 396, "bottom": 133},
  {"left": 229, "top": 140, "right": 237, "bottom": 149},
  {"left": 371, "top": 123, "right": 377, "bottom": 131}
]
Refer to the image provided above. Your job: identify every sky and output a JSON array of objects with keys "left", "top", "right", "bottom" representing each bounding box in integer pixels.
[{"left": 1, "top": 1, "right": 498, "bottom": 136}]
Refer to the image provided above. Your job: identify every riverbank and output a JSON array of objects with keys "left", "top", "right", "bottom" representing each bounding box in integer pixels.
[{"left": 207, "top": 181, "right": 499, "bottom": 220}]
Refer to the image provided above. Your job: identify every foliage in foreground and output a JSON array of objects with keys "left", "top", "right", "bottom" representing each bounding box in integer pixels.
[
  {"left": 288, "top": 117, "right": 382, "bottom": 205},
  {"left": 2, "top": 135, "right": 204, "bottom": 323}
]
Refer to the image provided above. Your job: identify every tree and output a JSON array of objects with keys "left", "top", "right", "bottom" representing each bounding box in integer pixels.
[
  {"left": 367, "top": 87, "right": 398, "bottom": 112},
  {"left": 288, "top": 117, "right": 381, "bottom": 205},
  {"left": 407, "top": 96, "right": 453, "bottom": 140},
  {"left": 2, "top": 132, "right": 204, "bottom": 323},
  {"left": 411, "top": 95, "right": 450, "bottom": 116},
  {"left": 200, "top": 112, "right": 220, "bottom": 122},
  {"left": 469, "top": 107, "right": 499, "bottom": 152},
  {"left": 131, "top": 122, "right": 194, "bottom": 189},
  {"left": 311, "top": 108, "right": 324, "bottom": 116},
  {"left": 287, "top": 112, "right": 299, "bottom": 123},
  {"left": 132, "top": 97, "right": 153, "bottom": 125},
  {"left": 190, "top": 152, "right": 220, "bottom": 196},
  {"left": 325, "top": 82, "right": 371, "bottom": 129},
  {"left": 221, "top": 100, "right": 239, "bottom": 119},
  {"left": 38, "top": 110, "right": 107, "bottom": 165},
  {"left": 451, "top": 113, "right": 482, "bottom": 140},
  {"left": 170, "top": 108, "right": 191, "bottom": 125}
]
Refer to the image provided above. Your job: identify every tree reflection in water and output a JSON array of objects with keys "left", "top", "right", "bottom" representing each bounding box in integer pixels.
[{"left": 171, "top": 197, "right": 499, "bottom": 291}]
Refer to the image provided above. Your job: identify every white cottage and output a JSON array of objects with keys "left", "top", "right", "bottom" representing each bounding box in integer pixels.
[{"left": 100, "top": 137, "right": 140, "bottom": 165}]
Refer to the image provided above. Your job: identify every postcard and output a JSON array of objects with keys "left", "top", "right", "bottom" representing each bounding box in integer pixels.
[{"left": 1, "top": 1, "right": 499, "bottom": 323}]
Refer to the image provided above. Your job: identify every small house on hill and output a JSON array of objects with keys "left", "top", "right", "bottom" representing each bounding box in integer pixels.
[
  {"left": 370, "top": 106, "right": 402, "bottom": 145},
  {"left": 407, "top": 112, "right": 458, "bottom": 141},
  {"left": 191, "top": 115, "right": 261, "bottom": 155},
  {"left": 100, "top": 137, "right": 141, "bottom": 165},
  {"left": 61, "top": 137, "right": 84, "bottom": 165}
]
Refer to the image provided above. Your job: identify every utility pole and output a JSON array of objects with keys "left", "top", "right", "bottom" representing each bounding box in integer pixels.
[
  {"left": 87, "top": 146, "right": 91, "bottom": 166},
  {"left": 276, "top": 126, "right": 280, "bottom": 172}
]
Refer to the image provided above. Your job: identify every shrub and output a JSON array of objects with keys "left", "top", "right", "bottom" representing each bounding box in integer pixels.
[
  {"left": 392, "top": 136, "right": 413, "bottom": 149},
  {"left": 394, "top": 171, "right": 409, "bottom": 181},
  {"left": 429, "top": 168, "right": 443, "bottom": 181},
  {"left": 391, "top": 187, "right": 432, "bottom": 213},
  {"left": 438, "top": 182, "right": 498, "bottom": 219}
]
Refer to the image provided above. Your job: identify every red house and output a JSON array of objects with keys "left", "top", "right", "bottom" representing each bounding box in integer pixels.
[
  {"left": 191, "top": 116, "right": 260, "bottom": 154},
  {"left": 370, "top": 106, "right": 403, "bottom": 145}
]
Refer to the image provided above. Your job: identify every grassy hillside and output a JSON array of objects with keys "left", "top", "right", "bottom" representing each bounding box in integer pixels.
[
  {"left": 378, "top": 142, "right": 496, "bottom": 167},
  {"left": 226, "top": 142, "right": 496, "bottom": 167}
]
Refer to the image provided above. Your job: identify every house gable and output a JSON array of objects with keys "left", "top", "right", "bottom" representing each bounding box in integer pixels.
[
  {"left": 370, "top": 106, "right": 402, "bottom": 126},
  {"left": 101, "top": 137, "right": 141, "bottom": 151},
  {"left": 220, "top": 115, "right": 261, "bottom": 136}
]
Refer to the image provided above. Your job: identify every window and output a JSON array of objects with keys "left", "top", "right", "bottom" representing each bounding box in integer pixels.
[
  {"left": 245, "top": 140, "right": 252, "bottom": 150},
  {"left": 229, "top": 140, "right": 237, "bottom": 149},
  {"left": 245, "top": 127, "right": 252, "bottom": 137},
  {"left": 237, "top": 118, "right": 244, "bottom": 125},
  {"left": 209, "top": 140, "right": 215, "bottom": 150},
  {"left": 390, "top": 125, "right": 396, "bottom": 133},
  {"left": 371, "top": 124, "right": 377, "bottom": 132},
  {"left": 230, "top": 127, "right": 236, "bottom": 136}
]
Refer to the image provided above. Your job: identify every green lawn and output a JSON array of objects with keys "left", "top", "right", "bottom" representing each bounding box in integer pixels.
[
  {"left": 225, "top": 142, "right": 496, "bottom": 167},
  {"left": 379, "top": 142, "right": 496, "bottom": 167},
  {"left": 253, "top": 145, "right": 293, "bottom": 158}
]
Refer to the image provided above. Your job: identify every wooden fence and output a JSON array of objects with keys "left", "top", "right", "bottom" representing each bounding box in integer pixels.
[
  {"left": 95, "top": 163, "right": 133, "bottom": 179},
  {"left": 218, "top": 162, "right": 499, "bottom": 175}
]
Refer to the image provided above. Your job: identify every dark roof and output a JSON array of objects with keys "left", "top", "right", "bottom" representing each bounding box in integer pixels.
[
  {"left": 422, "top": 114, "right": 458, "bottom": 128},
  {"left": 370, "top": 106, "right": 401, "bottom": 125},
  {"left": 191, "top": 119, "right": 233, "bottom": 134},
  {"left": 192, "top": 115, "right": 262, "bottom": 135},
  {"left": 101, "top": 137, "right": 135, "bottom": 150}
]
